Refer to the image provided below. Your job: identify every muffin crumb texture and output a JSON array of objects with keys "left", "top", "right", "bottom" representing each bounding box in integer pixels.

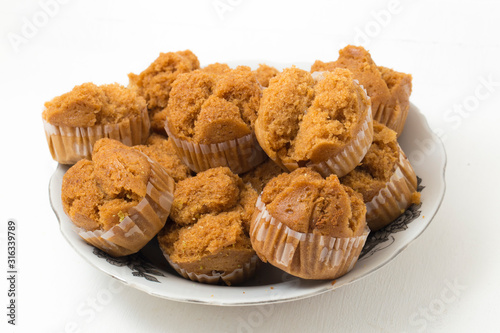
[
  {"left": 257, "top": 66, "right": 370, "bottom": 166},
  {"left": 43, "top": 83, "right": 146, "bottom": 127},
  {"left": 159, "top": 167, "right": 257, "bottom": 276},
  {"left": 341, "top": 122, "right": 399, "bottom": 202},
  {"left": 261, "top": 168, "right": 366, "bottom": 238},
  {"left": 128, "top": 50, "right": 200, "bottom": 132},
  {"left": 166, "top": 66, "right": 261, "bottom": 144},
  {"left": 62, "top": 139, "right": 152, "bottom": 232},
  {"left": 132, "top": 134, "right": 191, "bottom": 182}
]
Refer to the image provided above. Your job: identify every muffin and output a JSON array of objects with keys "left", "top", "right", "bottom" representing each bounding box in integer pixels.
[
  {"left": 311, "top": 45, "right": 412, "bottom": 136},
  {"left": 200, "top": 62, "right": 232, "bottom": 75},
  {"left": 341, "top": 122, "right": 420, "bottom": 231},
  {"left": 132, "top": 133, "right": 191, "bottom": 182},
  {"left": 158, "top": 167, "right": 259, "bottom": 285},
  {"left": 241, "top": 159, "right": 286, "bottom": 193},
  {"left": 61, "top": 138, "right": 175, "bottom": 257},
  {"left": 42, "top": 83, "right": 149, "bottom": 164},
  {"left": 255, "top": 66, "right": 373, "bottom": 177},
  {"left": 250, "top": 168, "right": 369, "bottom": 280},
  {"left": 128, "top": 50, "right": 200, "bottom": 133},
  {"left": 253, "top": 64, "right": 280, "bottom": 88},
  {"left": 164, "top": 66, "right": 267, "bottom": 174}
]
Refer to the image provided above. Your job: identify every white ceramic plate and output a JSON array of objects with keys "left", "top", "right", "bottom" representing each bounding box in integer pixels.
[{"left": 49, "top": 67, "right": 446, "bottom": 306}]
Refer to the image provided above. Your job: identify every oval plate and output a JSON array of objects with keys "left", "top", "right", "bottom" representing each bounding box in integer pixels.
[{"left": 49, "top": 71, "right": 446, "bottom": 306}]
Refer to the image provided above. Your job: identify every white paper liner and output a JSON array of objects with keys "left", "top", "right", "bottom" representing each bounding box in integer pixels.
[
  {"left": 43, "top": 107, "right": 150, "bottom": 164},
  {"left": 164, "top": 118, "right": 267, "bottom": 174},
  {"left": 162, "top": 252, "right": 259, "bottom": 286},
  {"left": 250, "top": 196, "right": 369, "bottom": 280},
  {"left": 76, "top": 156, "right": 175, "bottom": 257},
  {"left": 365, "top": 145, "right": 418, "bottom": 230},
  {"left": 306, "top": 105, "right": 373, "bottom": 178},
  {"left": 372, "top": 76, "right": 411, "bottom": 137}
]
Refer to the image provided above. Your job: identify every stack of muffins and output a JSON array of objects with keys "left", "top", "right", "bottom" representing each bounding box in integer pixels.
[{"left": 44, "top": 46, "right": 420, "bottom": 285}]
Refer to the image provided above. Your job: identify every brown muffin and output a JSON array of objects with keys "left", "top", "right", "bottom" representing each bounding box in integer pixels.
[
  {"left": 341, "top": 122, "right": 420, "bottom": 230},
  {"left": 311, "top": 45, "right": 412, "bottom": 136},
  {"left": 128, "top": 50, "right": 200, "bottom": 133},
  {"left": 255, "top": 66, "right": 373, "bottom": 177},
  {"left": 200, "top": 62, "right": 232, "bottom": 75},
  {"left": 42, "top": 83, "right": 149, "bottom": 164},
  {"left": 158, "top": 167, "right": 259, "bottom": 285},
  {"left": 253, "top": 64, "right": 279, "bottom": 88},
  {"left": 62, "top": 138, "right": 175, "bottom": 256},
  {"left": 241, "top": 159, "right": 286, "bottom": 193},
  {"left": 132, "top": 134, "right": 191, "bottom": 182},
  {"left": 164, "top": 66, "right": 267, "bottom": 174},
  {"left": 250, "top": 168, "right": 369, "bottom": 279}
]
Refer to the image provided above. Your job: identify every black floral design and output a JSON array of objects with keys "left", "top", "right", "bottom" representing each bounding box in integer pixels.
[
  {"left": 93, "top": 248, "right": 165, "bottom": 283},
  {"left": 359, "top": 176, "right": 424, "bottom": 260}
]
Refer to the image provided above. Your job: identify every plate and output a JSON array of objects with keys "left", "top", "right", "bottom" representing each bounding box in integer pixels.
[{"left": 49, "top": 69, "right": 446, "bottom": 306}]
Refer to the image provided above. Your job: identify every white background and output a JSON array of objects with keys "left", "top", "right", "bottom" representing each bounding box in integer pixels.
[{"left": 1, "top": 0, "right": 500, "bottom": 332}]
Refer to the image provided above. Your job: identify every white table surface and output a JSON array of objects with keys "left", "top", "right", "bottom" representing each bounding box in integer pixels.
[{"left": 1, "top": 0, "right": 499, "bottom": 332}]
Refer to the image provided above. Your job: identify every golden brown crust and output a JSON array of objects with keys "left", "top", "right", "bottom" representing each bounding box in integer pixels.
[
  {"left": 169, "top": 167, "right": 257, "bottom": 231},
  {"left": 340, "top": 122, "right": 399, "bottom": 202},
  {"left": 241, "top": 159, "right": 285, "bottom": 193},
  {"left": 166, "top": 66, "right": 262, "bottom": 144},
  {"left": 159, "top": 212, "right": 254, "bottom": 273},
  {"left": 158, "top": 167, "right": 257, "bottom": 277},
  {"left": 253, "top": 64, "right": 279, "bottom": 88},
  {"left": 311, "top": 45, "right": 390, "bottom": 114},
  {"left": 261, "top": 168, "right": 366, "bottom": 237},
  {"left": 62, "top": 138, "right": 153, "bottom": 232},
  {"left": 42, "top": 83, "right": 146, "bottom": 127},
  {"left": 201, "top": 62, "right": 231, "bottom": 75},
  {"left": 312, "top": 45, "right": 413, "bottom": 136},
  {"left": 255, "top": 67, "right": 315, "bottom": 163},
  {"left": 193, "top": 96, "right": 251, "bottom": 144},
  {"left": 132, "top": 134, "right": 191, "bottom": 182},
  {"left": 255, "top": 67, "right": 370, "bottom": 168},
  {"left": 128, "top": 50, "right": 200, "bottom": 132}
]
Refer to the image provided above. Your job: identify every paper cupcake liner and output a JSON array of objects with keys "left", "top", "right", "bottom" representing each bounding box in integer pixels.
[
  {"left": 164, "top": 119, "right": 267, "bottom": 174},
  {"left": 43, "top": 107, "right": 150, "bottom": 164},
  {"left": 372, "top": 100, "right": 409, "bottom": 137},
  {"left": 162, "top": 251, "right": 260, "bottom": 286},
  {"left": 77, "top": 157, "right": 175, "bottom": 257},
  {"left": 306, "top": 106, "right": 373, "bottom": 178},
  {"left": 250, "top": 197, "right": 369, "bottom": 280},
  {"left": 365, "top": 145, "right": 418, "bottom": 231}
]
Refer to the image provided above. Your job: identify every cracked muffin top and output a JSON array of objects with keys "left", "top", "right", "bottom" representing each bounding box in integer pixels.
[
  {"left": 341, "top": 122, "right": 420, "bottom": 204},
  {"left": 169, "top": 167, "right": 258, "bottom": 233},
  {"left": 311, "top": 45, "right": 411, "bottom": 117},
  {"left": 253, "top": 63, "right": 279, "bottom": 88},
  {"left": 260, "top": 167, "right": 367, "bottom": 238},
  {"left": 128, "top": 50, "right": 200, "bottom": 132},
  {"left": 255, "top": 66, "right": 370, "bottom": 168},
  {"left": 159, "top": 167, "right": 257, "bottom": 274},
  {"left": 241, "top": 159, "right": 285, "bottom": 194},
  {"left": 165, "top": 66, "right": 262, "bottom": 144},
  {"left": 42, "top": 82, "right": 146, "bottom": 127},
  {"left": 61, "top": 138, "right": 153, "bottom": 232}
]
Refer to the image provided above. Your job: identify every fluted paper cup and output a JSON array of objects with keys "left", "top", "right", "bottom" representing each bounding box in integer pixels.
[
  {"left": 250, "top": 196, "right": 369, "bottom": 280},
  {"left": 165, "top": 119, "right": 267, "bottom": 174},
  {"left": 77, "top": 157, "right": 175, "bottom": 257},
  {"left": 43, "top": 107, "right": 150, "bottom": 164},
  {"left": 365, "top": 145, "right": 418, "bottom": 231},
  {"left": 162, "top": 251, "right": 260, "bottom": 286}
]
